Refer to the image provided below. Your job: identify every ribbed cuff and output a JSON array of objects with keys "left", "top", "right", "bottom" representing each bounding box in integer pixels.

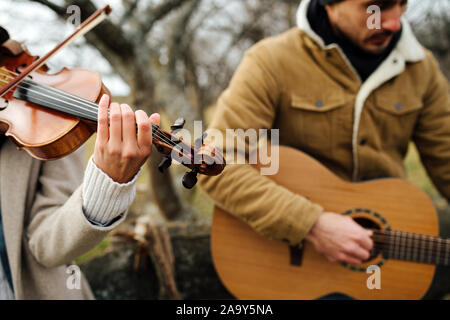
[{"left": 82, "top": 156, "right": 141, "bottom": 225}]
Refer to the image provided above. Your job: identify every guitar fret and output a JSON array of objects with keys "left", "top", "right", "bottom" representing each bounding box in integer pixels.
[
  {"left": 400, "top": 231, "right": 404, "bottom": 260},
  {"left": 404, "top": 232, "right": 409, "bottom": 261},
  {"left": 407, "top": 233, "right": 413, "bottom": 262},
  {"left": 382, "top": 230, "right": 450, "bottom": 266},
  {"left": 387, "top": 231, "right": 394, "bottom": 259},
  {"left": 393, "top": 231, "right": 398, "bottom": 259},
  {"left": 437, "top": 238, "right": 441, "bottom": 265},
  {"left": 402, "top": 232, "right": 407, "bottom": 261},
  {"left": 428, "top": 235, "right": 434, "bottom": 264},
  {"left": 412, "top": 233, "right": 419, "bottom": 263},
  {"left": 445, "top": 239, "right": 449, "bottom": 266},
  {"left": 420, "top": 234, "right": 426, "bottom": 263}
]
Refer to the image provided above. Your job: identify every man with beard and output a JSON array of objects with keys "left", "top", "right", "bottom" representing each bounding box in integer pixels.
[{"left": 199, "top": 0, "right": 450, "bottom": 298}]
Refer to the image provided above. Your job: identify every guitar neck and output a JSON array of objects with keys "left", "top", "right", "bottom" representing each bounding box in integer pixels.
[{"left": 373, "top": 230, "right": 450, "bottom": 266}]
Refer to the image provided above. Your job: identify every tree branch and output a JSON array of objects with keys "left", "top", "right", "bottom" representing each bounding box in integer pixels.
[
  {"left": 140, "top": 0, "right": 193, "bottom": 36},
  {"left": 29, "top": 0, "right": 66, "bottom": 15}
]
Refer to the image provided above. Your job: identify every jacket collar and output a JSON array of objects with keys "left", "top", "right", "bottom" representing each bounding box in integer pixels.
[{"left": 296, "top": 0, "right": 425, "bottom": 63}]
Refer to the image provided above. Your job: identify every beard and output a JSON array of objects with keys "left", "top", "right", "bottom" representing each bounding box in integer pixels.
[{"left": 331, "top": 21, "right": 395, "bottom": 55}]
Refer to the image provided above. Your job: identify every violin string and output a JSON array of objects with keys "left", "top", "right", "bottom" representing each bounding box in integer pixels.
[
  {"left": 0, "top": 71, "right": 101, "bottom": 117},
  {"left": 0, "top": 71, "right": 174, "bottom": 144},
  {"left": 0, "top": 75, "right": 195, "bottom": 162},
  {"left": 4, "top": 81, "right": 195, "bottom": 164},
  {"left": 0, "top": 75, "right": 181, "bottom": 151},
  {"left": 0, "top": 70, "right": 109, "bottom": 120},
  {"left": 0, "top": 77, "right": 197, "bottom": 166}
]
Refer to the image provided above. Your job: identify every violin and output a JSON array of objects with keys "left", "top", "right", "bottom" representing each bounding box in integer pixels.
[{"left": 0, "top": 6, "right": 225, "bottom": 189}]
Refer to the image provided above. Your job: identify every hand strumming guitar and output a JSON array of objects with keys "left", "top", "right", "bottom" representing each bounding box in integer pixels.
[{"left": 305, "top": 212, "right": 374, "bottom": 266}]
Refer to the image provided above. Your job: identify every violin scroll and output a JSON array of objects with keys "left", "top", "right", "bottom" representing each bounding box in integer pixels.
[{"left": 153, "top": 118, "right": 226, "bottom": 189}]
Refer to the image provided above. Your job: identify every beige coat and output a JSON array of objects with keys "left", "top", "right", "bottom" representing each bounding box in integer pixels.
[
  {"left": 199, "top": 0, "right": 450, "bottom": 246},
  {"left": 0, "top": 138, "right": 126, "bottom": 299}
]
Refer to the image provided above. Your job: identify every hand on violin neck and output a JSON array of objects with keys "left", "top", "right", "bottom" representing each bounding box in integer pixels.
[{"left": 93, "top": 94, "right": 160, "bottom": 184}]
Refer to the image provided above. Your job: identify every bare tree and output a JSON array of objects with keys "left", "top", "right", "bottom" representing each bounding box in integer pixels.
[{"left": 409, "top": 0, "right": 450, "bottom": 78}]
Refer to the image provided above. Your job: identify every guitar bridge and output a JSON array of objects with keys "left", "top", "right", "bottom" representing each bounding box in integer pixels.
[{"left": 290, "top": 242, "right": 304, "bottom": 267}]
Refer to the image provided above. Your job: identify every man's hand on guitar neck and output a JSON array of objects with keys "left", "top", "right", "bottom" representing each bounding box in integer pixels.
[{"left": 305, "top": 212, "right": 374, "bottom": 266}]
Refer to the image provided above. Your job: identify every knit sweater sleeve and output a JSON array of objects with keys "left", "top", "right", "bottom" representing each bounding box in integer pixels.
[{"left": 82, "top": 156, "right": 140, "bottom": 226}]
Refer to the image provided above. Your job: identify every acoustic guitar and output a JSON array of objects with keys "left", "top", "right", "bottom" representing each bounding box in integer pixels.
[{"left": 211, "top": 146, "right": 450, "bottom": 300}]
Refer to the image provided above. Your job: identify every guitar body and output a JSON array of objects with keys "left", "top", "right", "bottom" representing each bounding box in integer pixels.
[{"left": 211, "top": 146, "right": 439, "bottom": 300}]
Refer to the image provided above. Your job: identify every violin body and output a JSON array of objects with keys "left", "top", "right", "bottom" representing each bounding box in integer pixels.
[{"left": 0, "top": 48, "right": 105, "bottom": 160}]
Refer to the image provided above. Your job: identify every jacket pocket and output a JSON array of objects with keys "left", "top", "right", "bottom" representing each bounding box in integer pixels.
[
  {"left": 285, "top": 92, "right": 351, "bottom": 158},
  {"left": 375, "top": 93, "right": 423, "bottom": 116},
  {"left": 291, "top": 93, "right": 346, "bottom": 112},
  {"left": 372, "top": 91, "right": 423, "bottom": 150}
]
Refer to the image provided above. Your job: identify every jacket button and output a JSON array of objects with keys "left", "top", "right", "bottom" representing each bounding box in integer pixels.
[
  {"left": 360, "top": 139, "right": 367, "bottom": 146},
  {"left": 316, "top": 101, "right": 324, "bottom": 108},
  {"left": 326, "top": 52, "right": 332, "bottom": 58},
  {"left": 395, "top": 103, "right": 403, "bottom": 111}
]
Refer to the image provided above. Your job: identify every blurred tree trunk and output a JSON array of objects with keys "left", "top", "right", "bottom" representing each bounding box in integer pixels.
[{"left": 31, "top": 0, "right": 191, "bottom": 220}]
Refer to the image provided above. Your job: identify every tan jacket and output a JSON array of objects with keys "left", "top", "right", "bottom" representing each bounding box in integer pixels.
[
  {"left": 0, "top": 139, "right": 126, "bottom": 299},
  {"left": 199, "top": 0, "right": 450, "bottom": 246}
]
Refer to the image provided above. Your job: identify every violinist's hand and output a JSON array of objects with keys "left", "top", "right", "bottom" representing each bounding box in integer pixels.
[{"left": 93, "top": 94, "right": 160, "bottom": 184}]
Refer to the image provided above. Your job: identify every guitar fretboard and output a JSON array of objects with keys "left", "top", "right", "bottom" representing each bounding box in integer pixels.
[{"left": 373, "top": 230, "right": 450, "bottom": 266}]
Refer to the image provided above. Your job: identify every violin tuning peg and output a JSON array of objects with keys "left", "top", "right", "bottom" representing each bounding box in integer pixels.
[
  {"left": 170, "top": 118, "right": 186, "bottom": 132},
  {"left": 182, "top": 171, "right": 198, "bottom": 189},
  {"left": 194, "top": 131, "right": 208, "bottom": 149},
  {"left": 194, "top": 138, "right": 202, "bottom": 150},
  {"left": 158, "top": 156, "right": 172, "bottom": 173}
]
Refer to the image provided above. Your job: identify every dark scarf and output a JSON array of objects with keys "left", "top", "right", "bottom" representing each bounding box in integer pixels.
[
  {"left": 307, "top": 0, "right": 402, "bottom": 82},
  {"left": 0, "top": 26, "right": 9, "bottom": 46}
]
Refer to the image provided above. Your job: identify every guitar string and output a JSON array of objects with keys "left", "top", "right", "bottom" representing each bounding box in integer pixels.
[
  {"left": 0, "top": 74, "right": 197, "bottom": 164},
  {"left": 372, "top": 243, "right": 449, "bottom": 265},
  {"left": 372, "top": 231, "right": 450, "bottom": 264},
  {"left": 371, "top": 242, "right": 449, "bottom": 264}
]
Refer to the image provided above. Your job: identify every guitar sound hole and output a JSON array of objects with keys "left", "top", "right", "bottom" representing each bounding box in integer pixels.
[{"left": 353, "top": 217, "right": 382, "bottom": 262}]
